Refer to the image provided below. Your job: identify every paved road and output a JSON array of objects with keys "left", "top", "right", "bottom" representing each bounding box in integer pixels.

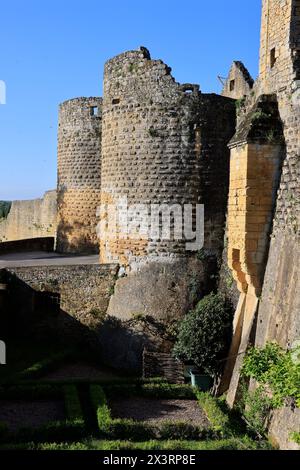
[{"left": 0, "top": 251, "right": 100, "bottom": 268}]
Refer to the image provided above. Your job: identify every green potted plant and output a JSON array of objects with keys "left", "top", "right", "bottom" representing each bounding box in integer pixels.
[{"left": 173, "top": 292, "right": 233, "bottom": 390}]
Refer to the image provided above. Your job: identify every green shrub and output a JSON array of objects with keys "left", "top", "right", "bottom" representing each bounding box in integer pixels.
[
  {"left": 196, "top": 391, "right": 229, "bottom": 436},
  {"left": 237, "top": 384, "right": 272, "bottom": 436},
  {"left": 63, "top": 385, "right": 84, "bottom": 423},
  {"left": 13, "top": 420, "right": 86, "bottom": 444},
  {"left": 242, "top": 342, "right": 300, "bottom": 408},
  {"left": 90, "top": 385, "right": 111, "bottom": 432},
  {"left": 290, "top": 431, "right": 300, "bottom": 445},
  {"left": 106, "top": 419, "right": 155, "bottom": 441},
  {"left": 5, "top": 437, "right": 272, "bottom": 451},
  {"left": 0, "top": 201, "right": 11, "bottom": 219},
  {"left": 159, "top": 421, "right": 214, "bottom": 441},
  {"left": 173, "top": 293, "right": 233, "bottom": 375}
]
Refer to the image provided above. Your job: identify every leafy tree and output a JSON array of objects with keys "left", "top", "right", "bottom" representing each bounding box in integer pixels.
[{"left": 173, "top": 293, "right": 233, "bottom": 375}]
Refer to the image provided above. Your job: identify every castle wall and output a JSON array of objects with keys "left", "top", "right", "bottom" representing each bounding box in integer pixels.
[
  {"left": 0, "top": 190, "right": 57, "bottom": 243},
  {"left": 97, "top": 48, "right": 236, "bottom": 370},
  {"left": 56, "top": 97, "right": 102, "bottom": 254},
  {"left": 221, "top": 62, "right": 254, "bottom": 100},
  {"left": 2, "top": 264, "right": 118, "bottom": 343},
  {"left": 222, "top": 0, "right": 300, "bottom": 449},
  {"left": 100, "top": 48, "right": 235, "bottom": 266},
  {"left": 100, "top": 48, "right": 202, "bottom": 265},
  {"left": 258, "top": 0, "right": 300, "bottom": 94}
]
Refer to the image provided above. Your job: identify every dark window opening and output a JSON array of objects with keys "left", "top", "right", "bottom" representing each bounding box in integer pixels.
[
  {"left": 270, "top": 48, "right": 277, "bottom": 68},
  {"left": 112, "top": 98, "right": 120, "bottom": 105},
  {"left": 230, "top": 79, "right": 235, "bottom": 91},
  {"left": 90, "top": 106, "right": 99, "bottom": 116}
]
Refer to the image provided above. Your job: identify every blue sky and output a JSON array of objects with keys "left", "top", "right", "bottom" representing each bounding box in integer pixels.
[{"left": 0, "top": 0, "right": 262, "bottom": 200}]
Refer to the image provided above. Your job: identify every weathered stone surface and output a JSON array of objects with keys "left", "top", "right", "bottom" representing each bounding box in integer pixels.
[
  {"left": 221, "top": 61, "right": 254, "bottom": 100},
  {"left": 56, "top": 97, "right": 102, "bottom": 254},
  {"left": 0, "top": 190, "right": 56, "bottom": 243},
  {"left": 222, "top": 0, "right": 300, "bottom": 450},
  {"left": 3, "top": 264, "right": 118, "bottom": 339},
  {"left": 268, "top": 407, "right": 300, "bottom": 450}
]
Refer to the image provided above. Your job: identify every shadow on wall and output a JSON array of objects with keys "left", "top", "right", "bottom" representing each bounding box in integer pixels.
[
  {"left": 0, "top": 269, "right": 148, "bottom": 374},
  {"left": 56, "top": 188, "right": 99, "bottom": 255},
  {"left": 0, "top": 270, "right": 94, "bottom": 350},
  {"left": 56, "top": 218, "right": 99, "bottom": 255}
]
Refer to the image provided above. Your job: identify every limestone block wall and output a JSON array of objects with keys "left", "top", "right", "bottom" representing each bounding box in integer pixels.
[
  {"left": 100, "top": 47, "right": 236, "bottom": 266},
  {"left": 3, "top": 264, "right": 118, "bottom": 341},
  {"left": 255, "top": 93, "right": 300, "bottom": 351},
  {"left": 258, "top": 0, "right": 300, "bottom": 95},
  {"left": 0, "top": 190, "right": 57, "bottom": 243},
  {"left": 223, "top": 1, "right": 300, "bottom": 447},
  {"left": 100, "top": 48, "right": 202, "bottom": 265},
  {"left": 57, "top": 97, "right": 102, "bottom": 254},
  {"left": 221, "top": 61, "right": 254, "bottom": 100}
]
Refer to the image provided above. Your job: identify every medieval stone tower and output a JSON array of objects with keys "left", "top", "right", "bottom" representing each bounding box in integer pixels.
[
  {"left": 259, "top": 0, "right": 300, "bottom": 95},
  {"left": 98, "top": 48, "right": 236, "bottom": 331},
  {"left": 56, "top": 97, "right": 102, "bottom": 253}
]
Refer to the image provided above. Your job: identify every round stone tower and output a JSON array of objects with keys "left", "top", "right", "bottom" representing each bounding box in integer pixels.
[
  {"left": 100, "top": 47, "right": 202, "bottom": 266},
  {"left": 57, "top": 97, "right": 102, "bottom": 254}
]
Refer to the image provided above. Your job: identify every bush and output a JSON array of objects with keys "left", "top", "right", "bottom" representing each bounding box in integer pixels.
[
  {"left": 106, "top": 419, "right": 155, "bottom": 441},
  {"left": 63, "top": 385, "right": 84, "bottom": 423},
  {"left": 0, "top": 201, "right": 11, "bottom": 219},
  {"left": 90, "top": 385, "right": 111, "bottom": 432},
  {"left": 290, "top": 432, "right": 300, "bottom": 445},
  {"left": 159, "top": 422, "right": 214, "bottom": 441},
  {"left": 238, "top": 384, "right": 272, "bottom": 436},
  {"left": 14, "top": 420, "right": 86, "bottom": 444},
  {"left": 173, "top": 293, "right": 233, "bottom": 375},
  {"left": 242, "top": 342, "right": 300, "bottom": 408},
  {"left": 196, "top": 391, "right": 229, "bottom": 436}
]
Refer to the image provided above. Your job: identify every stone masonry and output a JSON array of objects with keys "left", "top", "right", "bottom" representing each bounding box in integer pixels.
[
  {"left": 0, "top": 190, "right": 57, "bottom": 243},
  {"left": 56, "top": 97, "right": 102, "bottom": 254},
  {"left": 221, "top": 61, "right": 254, "bottom": 100},
  {"left": 222, "top": 0, "right": 300, "bottom": 449}
]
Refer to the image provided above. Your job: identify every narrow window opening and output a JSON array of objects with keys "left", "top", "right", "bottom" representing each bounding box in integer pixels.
[
  {"left": 270, "top": 48, "right": 277, "bottom": 68},
  {"left": 112, "top": 98, "right": 120, "bottom": 105},
  {"left": 90, "top": 106, "right": 99, "bottom": 116},
  {"left": 230, "top": 79, "right": 235, "bottom": 91}
]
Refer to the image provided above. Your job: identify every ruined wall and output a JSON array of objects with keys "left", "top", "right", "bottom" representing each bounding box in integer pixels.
[
  {"left": 56, "top": 97, "right": 102, "bottom": 254},
  {"left": 0, "top": 190, "right": 57, "bottom": 243},
  {"left": 221, "top": 61, "right": 254, "bottom": 100}
]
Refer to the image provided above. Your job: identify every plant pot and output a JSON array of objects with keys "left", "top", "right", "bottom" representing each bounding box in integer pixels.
[{"left": 189, "top": 371, "right": 213, "bottom": 391}]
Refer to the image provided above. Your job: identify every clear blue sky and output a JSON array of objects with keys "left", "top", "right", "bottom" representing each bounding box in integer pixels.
[{"left": 0, "top": 0, "right": 262, "bottom": 201}]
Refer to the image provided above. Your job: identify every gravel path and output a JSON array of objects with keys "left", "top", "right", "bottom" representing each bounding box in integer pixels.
[
  {"left": 0, "top": 400, "right": 65, "bottom": 432},
  {"left": 109, "top": 398, "right": 210, "bottom": 427}
]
